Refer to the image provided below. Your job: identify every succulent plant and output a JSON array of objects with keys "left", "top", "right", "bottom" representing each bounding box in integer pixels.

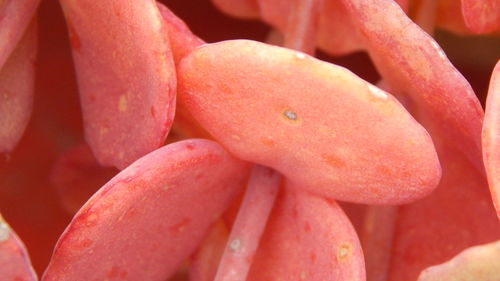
[{"left": 0, "top": 0, "right": 499, "bottom": 281}]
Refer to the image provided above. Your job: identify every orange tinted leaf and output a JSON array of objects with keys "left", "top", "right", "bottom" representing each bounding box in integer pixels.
[
  {"left": 0, "top": 0, "right": 40, "bottom": 69},
  {"left": 215, "top": 166, "right": 280, "bottom": 281},
  {"left": 418, "top": 240, "right": 500, "bottom": 281},
  {"left": 0, "top": 215, "right": 37, "bottom": 281},
  {"left": 59, "top": 0, "right": 176, "bottom": 169},
  {"left": 179, "top": 40, "right": 440, "bottom": 204},
  {"left": 0, "top": 23, "right": 36, "bottom": 153},
  {"left": 483, "top": 61, "right": 500, "bottom": 219},
  {"left": 341, "top": 0, "right": 484, "bottom": 171},
  {"left": 42, "top": 140, "right": 250, "bottom": 281},
  {"left": 461, "top": 0, "right": 500, "bottom": 34},
  {"left": 247, "top": 185, "right": 365, "bottom": 281}
]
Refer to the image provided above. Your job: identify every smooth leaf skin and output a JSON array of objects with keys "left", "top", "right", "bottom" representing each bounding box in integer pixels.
[
  {"left": 417, "top": 240, "right": 500, "bottom": 281},
  {"left": 215, "top": 166, "right": 280, "bottom": 281},
  {"left": 340, "top": 4, "right": 499, "bottom": 278},
  {"left": 157, "top": 3, "right": 212, "bottom": 141},
  {"left": 340, "top": 0, "right": 485, "bottom": 173},
  {"left": 179, "top": 40, "right": 440, "bottom": 205},
  {"left": 247, "top": 185, "right": 365, "bottom": 281},
  {"left": 483, "top": 61, "right": 500, "bottom": 219},
  {"left": 0, "top": 0, "right": 40, "bottom": 69},
  {"left": 42, "top": 139, "right": 250, "bottom": 281},
  {"left": 0, "top": 0, "right": 83, "bottom": 272},
  {"left": 59, "top": 0, "right": 177, "bottom": 170},
  {"left": 50, "top": 143, "right": 118, "bottom": 214},
  {"left": 373, "top": 133, "right": 500, "bottom": 281},
  {"left": 0, "top": 215, "right": 38, "bottom": 281},
  {"left": 157, "top": 3, "right": 205, "bottom": 65},
  {"left": 461, "top": 0, "right": 500, "bottom": 34},
  {"left": 0, "top": 23, "right": 36, "bottom": 153}
]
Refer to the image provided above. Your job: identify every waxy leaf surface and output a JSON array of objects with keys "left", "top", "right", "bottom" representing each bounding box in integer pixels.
[
  {"left": 157, "top": 3, "right": 211, "bottom": 140},
  {"left": 483, "top": 61, "right": 500, "bottom": 219},
  {"left": 461, "top": 0, "right": 500, "bottom": 34},
  {"left": 0, "top": 0, "right": 40, "bottom": 69},
  {"left": 340, "top": 0, "right": 485, "bottom": 172},
  {"left": 179, "top": 40, "right": 440, "bottom": 204},
  {"left": 42, "top": 139, "right": 250, "bottom": 281},
  {"left": 368, "top": 118, "right": 500, "bottom": 281},
  {"left": 247, "top": 186, "right": 365, "bottom": 281},
  {"left": 0, "top": 215, "right": 37, "bottom": 281},
  {"left": 0, "top": 23, "right": 36, "bottom": 153},
  {"left": 59, "top": 0, "right": 176, "bottom": 169},
  {"left": 215, "top": 166, "right": 280, "bottom": 281},
  {"left": 417, "top": 240, "right": 500, "bottom": 281}
]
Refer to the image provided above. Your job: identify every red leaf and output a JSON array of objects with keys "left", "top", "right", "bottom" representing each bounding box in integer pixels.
[
  {"left": 0, "top": 23, "right": 36, "bottom": 152},
  {"left": 483, "top": 61, "right": 500, "bottom": 219},
  {"left": 247, "top": 185, "right": 365, "bottom": 281},
  {"left": 179, "top": 40, "right": 441, "bottom": 204},
  {"left": 42, "top": 139, "right": 250, "bottom": 281},
  {"left": 0, "top": 215, "right": 37, "bottom": 281},
  {"left": 59, "top": 0, "right": 177, "bottom": 169}
]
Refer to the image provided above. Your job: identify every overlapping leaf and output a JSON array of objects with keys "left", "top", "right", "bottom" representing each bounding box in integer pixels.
[
  {"left": 178, "top": 40, "right": 441, "bottom": 204},
  {"left": 42, "top": 139, "right": 250, "bottom": 281},
  {"left": 59, "top": 0, "right": 177, "bottom": 169}
]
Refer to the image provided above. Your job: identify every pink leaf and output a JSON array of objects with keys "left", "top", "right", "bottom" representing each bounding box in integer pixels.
[
  {"left": 0, "top": 0, "right": 40, "bottom": 69},
  {"left": 340, "top": 0, "right": 485, "bottom": 172},
  {"left": 247, "top": 185, "right": 365, "bottom": 281},
  {"left": 42, "top": 139, "right": 250, "bottom": 281},
  {"left": 59, "top": 0, "right": 177, "bottom": 169},
  {"left": 461, "top": 0, "right": 500, "bottom": 34},
  {"left": 178, "top": 40, "right": 441, "bottom": 204},
  {"left": 0, "top": 215, "right": 37, "bottom": 281},
  {"left": 417, "top": 240, "right": 500, "bottom": 281},
  {"left": 483, "top": 61, "right": 500, "bottom": 219},
  {"left": 0, "top": 23, "right": 37, "bottom": 152}
]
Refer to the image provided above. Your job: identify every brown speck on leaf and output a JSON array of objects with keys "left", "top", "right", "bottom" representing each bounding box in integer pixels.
[{"left": 337, "top": 243, "right": 351, "bottom": 261}]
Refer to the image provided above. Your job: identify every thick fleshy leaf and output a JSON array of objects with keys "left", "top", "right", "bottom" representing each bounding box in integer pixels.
[
  {"left": 0, "top": 23, "right": 37, "bottom": 153},
  {"left": 42, "top": 139, "right": 250, "bottom": 281},
  {"left": 0, "top": 215, "right": 37, "bottom": 281},
  {"left": 179, "top": 40, "right": 440, "bottom": 204},
  {"left": 50, "top": 143, "right": 118, "bottom": 214},
  {"left": 370, "top": 138, "right": 500, "bottom": 281},
  {"left": 157, "top": 3, "right": 211, "bottom": 141},
  {"left": 247, "top": 185, "right": 365, "bottom": 281},
  {"left": 483, "top": 61, "right": 500, "bottom": 219},
  {"left": 189, "top": 220, "right": 229, "bottom": 281},
  {"left": 157, "top": 3, "right": 205, "bottom": 65},
  {"left": 281, "top": 0, "right": 321, "bottom": 54},
  {"left": 461, "top": 0, "right": 500, "bottom": 34},
  {"left": 340, "top": 0, "right": 485, "bottom": 172},
  {"left": 0, "top": 0, "right": 40, "bottom": 69},
  {"left": 215, "top": 166, "right": 280, "bottom": 281},
  {"left": 59, "top": 0, "right": 177, "bottom": 169},
  {"left": 417, "top": 240, "right": 500, "bottom": 281}
]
